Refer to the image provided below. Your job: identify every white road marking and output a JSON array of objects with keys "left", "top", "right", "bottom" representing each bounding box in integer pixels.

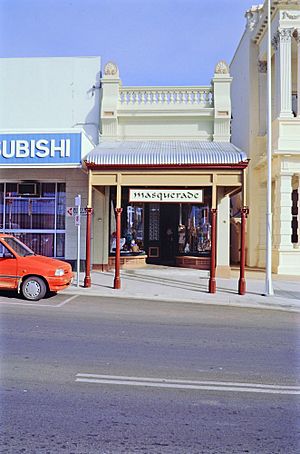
[
  {"left": 0, "top": 294, "right": 78, "bottom": 307},
  {"left": 56, "top": 294, "right": 79, "bottom": 307},
  {"left": 75, "top": 373, "right": 300, "bottom": 395}
]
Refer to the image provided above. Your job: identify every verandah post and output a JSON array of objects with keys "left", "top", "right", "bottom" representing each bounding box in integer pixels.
[
  {"left": 209, "top": 208, "right": 217, "bottom": 293},
  {"left": 84, "top": 207, "right": 93, "bottom": 288},
  {"left": 114, "top": 178, "right": 122, "bottom": 289},
  {"left": 84, "top": 169, "right": 93, "bottom": 288},
  {"left": 238, "top": 207, "right": 249, "bottom": 295},
  {"left": 114, "top": 208, "right": 123, "bottom": 289}
]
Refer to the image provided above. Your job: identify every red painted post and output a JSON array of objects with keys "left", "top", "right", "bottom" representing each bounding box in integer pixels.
[
  {"left": 209, "top": 208, "right": 217, "bottom": 294},
  {"left": 114, "top": 208, "right": 123, "bottom": 289},
  {"left": 84, "top": 207, "right": 93, "bottom": 288},
  {"left": 238, "top": 207, "right": 249, "bottom": 295}
]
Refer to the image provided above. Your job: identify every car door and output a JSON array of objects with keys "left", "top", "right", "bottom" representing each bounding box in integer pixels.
[{"left": 0, "top": 241, "right": 18, "bottom": 289}]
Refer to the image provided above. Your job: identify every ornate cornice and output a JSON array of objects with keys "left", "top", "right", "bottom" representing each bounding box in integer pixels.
[
  {"left": 258, "top": 60, "right": 267, "bottom": 73},
  {"left": 278, "top": 28, "right": 293, "bottom": 42},
  {"left": 272, "top": 33, "right": 279, "bottom": 50},
  {"left": 245, "top": 5, "right": 263, "bottom": 31},
  {"left": 272, "top": 28, "right": 293, "bottom": 50}
]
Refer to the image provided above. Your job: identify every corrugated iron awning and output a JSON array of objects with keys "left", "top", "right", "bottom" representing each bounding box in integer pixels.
[{"left": 85, "top": 141, "right": 248, "bottom": 167}]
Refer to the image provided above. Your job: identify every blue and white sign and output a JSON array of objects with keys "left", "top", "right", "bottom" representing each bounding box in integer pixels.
[{"left": 0, "top": 132, "right": 82, "bottom": 166}]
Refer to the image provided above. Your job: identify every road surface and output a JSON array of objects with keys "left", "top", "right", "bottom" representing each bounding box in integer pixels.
[{"left": 1, "top": 292, "right": 299, "bottom": 453}]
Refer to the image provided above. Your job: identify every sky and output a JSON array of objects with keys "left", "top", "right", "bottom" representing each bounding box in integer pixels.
[{"left": 0, "top": 0, "right": 254, "bottom": 86}]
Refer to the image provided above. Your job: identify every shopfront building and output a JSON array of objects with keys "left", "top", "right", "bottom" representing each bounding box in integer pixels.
[
  {"left": 83, "top": 140, "right": 248, "bottom": 294},
  {"left": 79, "top": 61, "right": 249, "bottom": 293},
  {"left": 0, "top": 56, "right": 101, "bottom": 268},
  {"left": 0, "top": 131, "right": 93, "bottom": 266}
]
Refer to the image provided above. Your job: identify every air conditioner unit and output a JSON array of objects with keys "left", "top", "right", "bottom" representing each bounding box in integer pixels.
[{"left": 18, "top": 182, "right": 38, "bottom": 196}]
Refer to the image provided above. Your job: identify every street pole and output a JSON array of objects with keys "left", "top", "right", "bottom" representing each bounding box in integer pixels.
[
  {"left": 75, "top": 194, "right": 81, "bottom": 288},
  {"left": 265, "top": 0, "right": 274, "bottom": 296}
]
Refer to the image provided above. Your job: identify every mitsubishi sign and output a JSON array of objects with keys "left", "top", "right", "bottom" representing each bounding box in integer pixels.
[{"left": 0, "top": 132, "right": 82, "bottom": 166}]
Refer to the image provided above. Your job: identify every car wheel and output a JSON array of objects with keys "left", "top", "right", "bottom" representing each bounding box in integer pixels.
[{"left": 21, "top": 276, "right": 47, "bottom": 301}]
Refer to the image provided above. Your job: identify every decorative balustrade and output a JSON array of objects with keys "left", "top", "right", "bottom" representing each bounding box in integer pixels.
[{"left": 119, "top": 87, "right": 214, "bottom": 107}]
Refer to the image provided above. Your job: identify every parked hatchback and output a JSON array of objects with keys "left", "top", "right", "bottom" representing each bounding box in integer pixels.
[{"left": 0, "top": 234, "right": 73, "bottom": 301}]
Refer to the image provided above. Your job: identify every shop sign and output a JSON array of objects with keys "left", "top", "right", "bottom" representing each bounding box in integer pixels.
[
  {"left": 66, "top": 207, "right": 93, "bottom": 217},
  {"left": 0, "top": 133, "right": 81, "bottom": 166},
  {"left": 129, "top": 189, "right": 203, "bottom": 203}
]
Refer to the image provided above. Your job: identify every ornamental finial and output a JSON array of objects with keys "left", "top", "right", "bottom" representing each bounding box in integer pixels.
[
  {"left": 214, "top": 60, "right": 229, "bottom": 75},
  {"left": 104, "top": 61, "right": 119, "bottom": 77}
]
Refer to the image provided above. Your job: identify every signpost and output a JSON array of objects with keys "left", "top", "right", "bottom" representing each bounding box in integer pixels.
[
  {"left": 66, "top": 207, "right": 90, "bottom": 217},
  {"left": 75, "top": 194, "right": 81, "bottom": 288}
]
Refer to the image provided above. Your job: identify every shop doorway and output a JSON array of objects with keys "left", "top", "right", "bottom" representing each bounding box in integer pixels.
[
  {"left": 145, "top": 203, "right": 179, "bottom": 266},
  {"left": 160, "top": 204, "right": 179, "bottom": 265}
]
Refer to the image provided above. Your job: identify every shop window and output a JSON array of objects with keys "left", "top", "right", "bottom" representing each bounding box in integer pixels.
[
  {"left": 291, "top": 189, "right": 298, "bottom": 244},
  {"left": 56, "top": 183, "right": 66, "bottom": 230},
  {"left": 179, "top": 205, "right": 211, "bottom": 256},
  {"left": 56, "top": 233, "right": 65, "bottom": 258},
  {"left": 0, "top": 182, "right": 66, "bottom": 258},
  {"left": 5, "top": 198, "right": 56, "bottom": 230},
  {"left": 0, "top": 184, "right": 4, "bottom": 230},
  {"left": 41, "top": 183, "right": 55, "bottom": 197},
  {"left": 6, "top": 183, "right": 18, "bottom": 196},
  {"left": 14, "top": 233, "right": 55, "bottom": 256},
  {"left": 125, "top": 204, "right": 144, "bottom": 251},
  {"left": 292, "top": 93, "right": 298, "bottom": 117},
  {"left": 109, "top": 192, "right": 145, "bottom": 255}
]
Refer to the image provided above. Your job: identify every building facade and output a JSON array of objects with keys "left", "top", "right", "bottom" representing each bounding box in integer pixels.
[
  {"left": 84, "top": 61, "right": 248, "bottom": 290},
  {"left": 230, "top": 0, "right": 300, "bottom": 275},
  {"left": 0, "top": 56, "right": 101, "bottom": 268},
  {"left": 1, "top": 56, "right": 248, "bottom": 290}
]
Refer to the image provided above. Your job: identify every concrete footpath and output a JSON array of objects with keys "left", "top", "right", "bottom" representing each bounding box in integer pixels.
[{"left": 62, "top": 265, "right": 300, "bottom": 313}]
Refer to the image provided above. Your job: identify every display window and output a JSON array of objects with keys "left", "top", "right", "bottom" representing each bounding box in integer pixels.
[
  {"left": 179, "top": 204, "right": 211, "bottom": 256},
  {"left": 0, "top": 182, "right": 66, "bottom": 257},
  {"left": 109, "top": 187, "right": 211, "bottom": 263},
  {"left": 110, "top": 188, "right": 145, "bottom": 256}
]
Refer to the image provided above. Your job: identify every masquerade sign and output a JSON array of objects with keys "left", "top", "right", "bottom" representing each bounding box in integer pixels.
[{"left": 129, "top": 189, "right": 203, "bottom": 203}]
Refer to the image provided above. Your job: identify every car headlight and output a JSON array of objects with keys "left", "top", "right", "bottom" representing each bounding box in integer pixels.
[{"left": 55, "top": 269, "right": 65, "bottom": 277}]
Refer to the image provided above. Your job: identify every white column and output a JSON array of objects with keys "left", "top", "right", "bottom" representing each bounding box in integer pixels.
[
  {"left": 101, "top": 62, "right": 120, "bottom": 139},
  {"left": 212, "top": 61, "right": 232, "bottom": 142},
  {"left": 258, "top": 61, "right": 267, "bottom": 135},
  {"left": 258, "top": 183, "right": 267, "bottom": 268},
  {"left": 273, "top": 173, "right": 293, "bottom": 250},
  {"left": 273, "top": 28, "right": 294, "bottom": 118}
]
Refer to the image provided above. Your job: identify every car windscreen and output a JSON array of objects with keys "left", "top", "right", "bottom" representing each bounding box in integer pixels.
[{"left": 2, "top": 237, "right": 35, "bottom": 257}]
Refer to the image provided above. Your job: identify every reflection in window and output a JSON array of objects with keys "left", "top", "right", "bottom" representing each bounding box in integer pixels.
[
  {"left": 292, "top": 189, "right": 298, "bottom": 244},
  {"left": 14, "top": 233, "right": 55, "bottom": 257},
  {"left": 0, "top": 184, "right": 4, "bottom": 230},
  {"left": 110, "top": 201, "right": 145, "bottom": 255},
  {"left": 5, "top": 198, "right": 56, "bottom": 230},
  {"left": 123, "top": 204, "right": 144, "bottom": 253},
  {"left": 56, "top": 183, "right": 66, "bottom": 229},
  {"left": 0, "top": 182, "right": 66, "bottom": 257},
  {"left": 179, "top": 205, "right": 211, "bottom": 255}
]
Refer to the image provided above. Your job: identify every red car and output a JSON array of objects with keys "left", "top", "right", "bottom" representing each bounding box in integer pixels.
[{"left": 0, "top": 234, "right": 73, "bottom": 301}]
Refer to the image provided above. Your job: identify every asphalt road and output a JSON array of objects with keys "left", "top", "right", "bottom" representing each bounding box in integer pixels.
[{"left": 0, "top": 293, "right": 299, "bottom": 453}]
